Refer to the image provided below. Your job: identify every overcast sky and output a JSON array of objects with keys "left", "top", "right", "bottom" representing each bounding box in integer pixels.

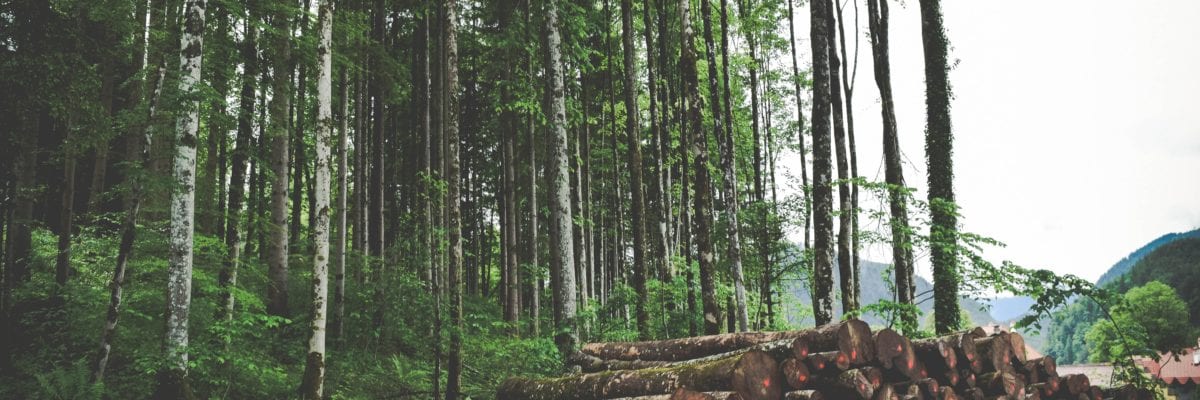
[{"left": 778, "top": 0, "right": 1200, "bottom": 285}]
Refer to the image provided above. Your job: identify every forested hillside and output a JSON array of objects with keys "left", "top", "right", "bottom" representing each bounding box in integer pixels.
[
  {"left": 1045, "top": 234, "right": 1200, "bottom": 365},
  {"left": 0, "top": 0, "right": 1171, "bottom": 398}
]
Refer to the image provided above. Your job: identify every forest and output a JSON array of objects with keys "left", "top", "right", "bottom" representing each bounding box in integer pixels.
[{"left": 0, "top": 0, "right": 1186, "bottom": 399}]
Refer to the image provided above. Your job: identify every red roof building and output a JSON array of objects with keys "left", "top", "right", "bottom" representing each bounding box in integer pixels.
[{"left": 1134, "top": 339, "right": 1200, "bottom": 399}]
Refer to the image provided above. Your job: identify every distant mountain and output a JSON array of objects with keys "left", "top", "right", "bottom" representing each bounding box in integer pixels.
[
  {"left": 784, "top": 260, "right": 996, "bottom": 329},
  {"left": 1095, "top": 229, "right": 1200, "bottom": 286},
  {"left": 986, "top": 296, "right": 1036, "bottom": 322},
  {"left": 1117, "top": 237, "right": 1200, "bottom": 325}
]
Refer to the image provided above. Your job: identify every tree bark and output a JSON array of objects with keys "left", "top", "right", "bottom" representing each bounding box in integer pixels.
[
  {"left": 158, "top": 0, "right": 205, "bottom": 395},
  {"left": 217, "top": 0, "right": 257, "bottom": 326},
  {"left": 266, "top": 0, "right": 292, "bottom": 318},
  {"left": 444, "top": 0, "right": 464, "bottom": 397},
  {"left": 807, "top": 0, "right": 836, "bottom": 326},
  {"left": 824, "top": 0, "right": 857, "bottom": 314},
  {"left": 679, "top": 0, "right": 720, "bottom": 336},
  {"left": 785, "top": 0, "right": 811, "bottom": 266},
  {"left": 334, "top": 65, "right": 348, "bottom": 340},
  {"left": 94, "top": 63, "right": 166, "bottom": 384},
  {"left": 702, "top": 0, "right": 748, "bottom": 333},
  {"left": 918, "top": 0, "right": 961, "bottom": 335},
  {"left": 300, "top": 0, "right": 333, "bottom": 397},
  {"left": 866, "top": 0, "right": 917, "bottom": 333},
  {"left": 545, "top": 0, "right": 579, "bottom": 357},
  {"left": 835, "top": 0, "right": 863, "bottom": 316},
  {"left": 619, "top": 0, "right": 650, "bottom": 341}
]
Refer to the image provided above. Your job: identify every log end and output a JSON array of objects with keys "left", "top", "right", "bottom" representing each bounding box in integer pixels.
[{"left": 733, "top": 350, "right": 784, "bottom": 400}]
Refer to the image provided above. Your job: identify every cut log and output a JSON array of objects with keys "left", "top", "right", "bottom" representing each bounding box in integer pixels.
[
  {"left": 570, "top": 339, "right": 795, "bottom": 372},
  {"left": 912, "top": 336, "right": 957, "bottom": 372},
  {"left": 957, "top": 369, "right": 977, "bottom": 390},
  {"left": 809, "top": 368, "right": 877, "bottom": 399},
  {"left": 948, "top": 332, "right": 983, "bottom": 374},
  {"left": 1022, "top": 390, "right": 1041, "bottom": 400},
  {"left": 974, "top": 333, "right": 1013, "bottom": 373},
  {"left": 894, "top": 378, "right": 939, "bottom": 399},
  {"left": 978, "top": 370, "right": 1024, "bottom": 398},
  {"left": 1023, "top": 357, "right": 1056, "bottom": 381},
  {"left": 1057, "top": 374, "right": 1090, "bottom": 397},
  {"left": 873, "top": 328, "right": 907, "bottom": 369},
  {"left": 965, "top": 327, "right": 988, "bottom": 338},
  {"left": 894, "top": 380, "right": 921, "bottom": 398},
  {"left": 607, "top": 390, "right": 740, "bottom": 400},
  {"left": 496, "top": 350, "right": 781, "bottom": 400},
  {"left": 1007, "top": 332, "right": 1027, "bottom": 363},
  {"left": 962, "top": 387, "right": 985, "bottom": 400},
  {"left": 937, "top": 368, "right": 961, "bottom": 389},
  {"left": 806, "top": 351, "right": 849, "bottom": 375},
  {"left": 1102, "top": 385, "right": 1154, "bottom": 400},
  {"left": 782, "top": 358, "right": 811, "bottom": 390},
  {"left": 1028, "top": 374, "right": 1059, "bottom": 397},
  {"left": 1086, "top": 386, "right": 1102, "bottom": 400},
  {"left": 871, "top": 383, "right": 897, "bottom": 400},
  {"left": 794, "top": 319, "right": 875, "bottom": 366},
  {"left": 581, "top": 332, "right": 807, "bottom": 362},
  {"left": 784, "top": 390, "right": 825, "bottom": 400},
  {"left": 792, "top": 337, "right": 810, "bottom": 359},
  {"left": 883, "top": 333, "right": 926, "bottom": 382},
  {"left": 936, "top": 386, "right": 958, "bottom": 400}
]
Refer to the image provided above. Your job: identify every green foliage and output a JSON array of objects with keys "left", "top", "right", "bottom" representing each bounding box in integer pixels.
[{"left": 1085, "top": 282, "right": 1192, "bottom": 363}]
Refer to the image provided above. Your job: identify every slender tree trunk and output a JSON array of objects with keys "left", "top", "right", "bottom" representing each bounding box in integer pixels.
[
  {"left": 334, "top": 66, "right": 348, "bottom": 340},
  {"left": 785, "top": 0, "right": 811, "bottom": 259},
  {"left": 300, "top": 1, "right": 333, "bottom": 396},
  {"left": 369, "top": 0, "right": 387, "bottom": 333},
  {"left": 217, "top": 0, "right": 257, "bottom": 326},
  {"left": 527, "top": 59, "right": 541, "bottom": 336},
  {"left": 835, "top": 0, "right": 862, "bottom": 314},
  {"left": 807, "top": 0, "right": 836, "bottom": 327},
  {"left": 499, "top": 0, "right": 521, "bottom": 329},
  {"left": 158, "top": 0, "right": 205, "bottom": 395},
  {"left": 619, "top": 0, "right": 650, "bottom": 340},
  {"left": 56, "top": 136, "right": 76, "bottom": 287},
  {"left": 545, "top": 0, "right": 579, "bottom": 356},
  {"left": 679, "top": 0, "right": 720, "bottom": 336},
  {"left": 825, "top": 0, "right": 857, "bottom": 315},
  {"left": 867, "top": 0, "right": 917, "bottom": 333},
  {"left": 444, "top": 0, "right": 464, "bottom": 397},
  {"left": 702, "top": 0, "right": 748, "bottom": 333},
  {"left": 94, "top": 61, "right": 166, "bottom": 384},
  {"left": 918, "top": 0, "right": 961, "bottom": 335},
  {"left": 267, "top": 2, "right": 292, "bottom": 318},
  {"left": 642, "top": 0, "right": 668, "bottom": 283}
]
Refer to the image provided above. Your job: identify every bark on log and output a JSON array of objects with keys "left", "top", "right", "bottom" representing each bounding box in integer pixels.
[
  {"left": 871, "top": 384, "right": 897, "bottom": 400},
  {"left": 497, "top": 350, "right": 781, "bottom": 400},
  {"left": 607, "top": 389, "right": 740, "bottom": 400},
  {"left": 978, "top": 370, "right": 1024, "bottom": 398},
  {"left": 806, "top": 351, "right": 849, "bottom": 375},
  {"left": 784, "top": 390, "right": 824, "bottom": 400},
  {"left": 1056, "top": 374, "right": 1090, "bottom": 397},
  {"left": 974, "top": 333, "right": 1013, "bottom": 373},
  {"left": 936, "top": 386, "right": 958, "bottom": 400},
  {"left": 894, "top": 378, "right": 939, "bottom": 399},
  {"left": 809, "top": 368, "right": 876, "bottom": 400},
  {"left": 961, "top": 387, "right": 985, "bottom": 400},
  {"left": 794, "top": 319, "right": 874, "bottom": 366},
  {"left": 1022, "top": 357, "right": 1055, "bottom": 381},
  {"left": 1007, "top": 332, "right": 1027, "bottom": 364},
  {"left": 1102, "top": 385, "right": 1154, "bottom": 400},
  {"left": 582, "top": 331, "right": 808, "bottom": 361},
  {"left": 570, "top": 339, "right": 794, "bottom": 372},
  {"left": 946, "top": 332, "right": 982, "bottom": 374}
]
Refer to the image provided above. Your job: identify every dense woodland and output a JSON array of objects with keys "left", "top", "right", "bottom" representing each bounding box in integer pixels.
[{"left": 0, "top": 0, "right": 1177, "bottom": 398}]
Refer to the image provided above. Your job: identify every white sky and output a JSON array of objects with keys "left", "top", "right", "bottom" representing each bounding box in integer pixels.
[{"left": 777, "top": 0, "right": 1200, "bottom": 284}]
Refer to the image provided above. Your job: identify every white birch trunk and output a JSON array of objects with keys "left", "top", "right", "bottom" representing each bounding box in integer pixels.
[
  {"left": 301, "top": 0, "right": 333, "bottom": 397},
  {"left": 166, "top": 0, "right": 206, "bottom": 378}
]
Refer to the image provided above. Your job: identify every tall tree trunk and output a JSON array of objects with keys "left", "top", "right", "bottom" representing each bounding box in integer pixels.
[
  {"left": 500, "top": 0, "right": 521, "bottom": 329},
  {"left": 835, "top": 0, "right": 862, "bottom": 314},
  {"left": 619, "top": 0, "right": 650, "bottom": 340},
  {"left": 785, "top": 0, "right": 810, "bottom": 261},
  {"left": 334, "top": 66, "right": 348, "bottom": 340},
  {"left": 545, "top": 0, "right": 579, "bottom": 356},
  {"left": 825, "top": 0, "right": 857, "bottom": 315},
  {"left": 867, "top": 0, "right": 917, "bottom": 333},
  {"left": 918, "top": 0, "right": 960, "bottom": 335},
  {"left": 267, "top": 1, "right": 292, "bottom": 318},
  {"left": 642, "top": 0, "right": 668, "bottom": 283},
  {"left": 300, "top": 1, "right": 333, "bottom": 396},
  {"left": 56, "top": 135, "right": 76, "bottom": 286},
  {"left": 703, "top": 0, "right": 748, "bottom": 333},
  {"left": 94, "top": 60, "right": 166, "bottom": 383},
  {"left": 679, "top": 0, "right": 720, "bottom": 336},
  {"left": 807, "top": 0, "right": 836, "bottom": 327},
  {"left": 158, "top": 0, "right": 205, "bottom": 395},
  {"left": 369, "top": 0, "right": 387, "bottom": 333},
  {"left": 217, "top": 0, "right": 257, "bottom": 326},
  {"left": 444, "top": 0, "right": 464, "bottom": 397}
]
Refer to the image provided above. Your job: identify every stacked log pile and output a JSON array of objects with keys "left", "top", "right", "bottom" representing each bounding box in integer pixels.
[{"left": 496, "top": 319, "right": 1151, "bottom": 400}]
